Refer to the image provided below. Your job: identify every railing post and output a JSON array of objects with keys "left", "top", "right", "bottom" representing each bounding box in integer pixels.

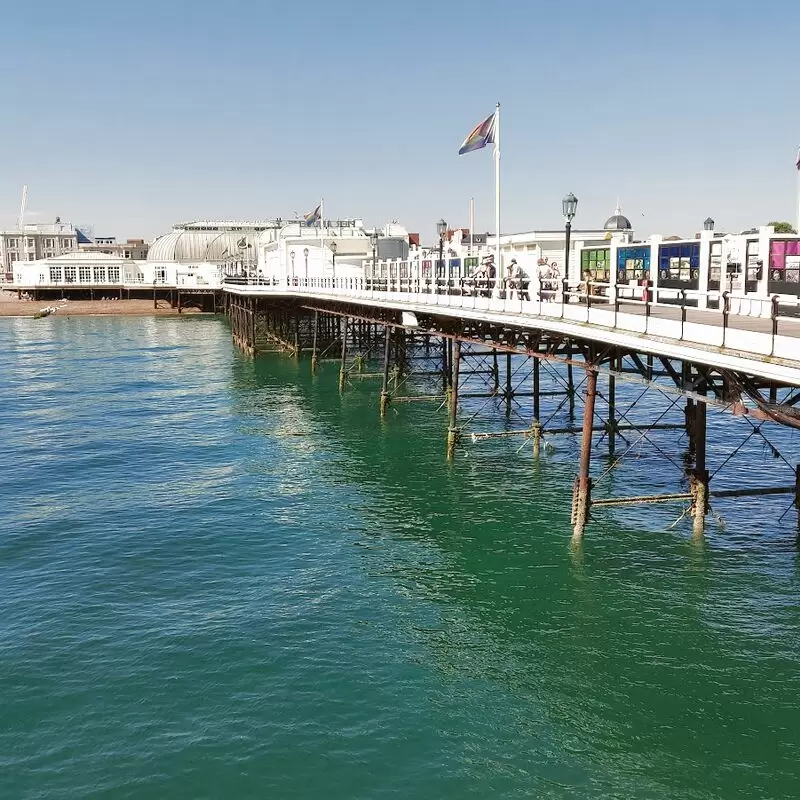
[
  {"left": 561, "top": 278, "right": 568, "bottom": 317},
  {"left": 722, "top": 290, "right": 730, "bottom": 347},
  {"left": 680, "top": 288, "right": 687, "bottom": 339},
  {"left": 771, "top": 294, "right": 780, "bottom": 356}
]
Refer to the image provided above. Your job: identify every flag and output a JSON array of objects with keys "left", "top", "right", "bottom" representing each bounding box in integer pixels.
[
  {"left": 458, "top": 112, "right": 497, "bottom": 155},
  {"left": 796, "top": 147, "right": 800, "bottom": 170},
  {"left": 304, "top": 204, "right": 321, "bottom": 226}
]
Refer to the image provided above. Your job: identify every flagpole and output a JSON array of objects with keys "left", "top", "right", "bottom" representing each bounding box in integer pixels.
[
  {"left": 469, "top": 197, "right": 474, "bottom": 255},
  {"left": 796, "top": 153, "right": 800, "bottom": 235},
  {"left": 494, "top": 102, "right": 501, "bottom": 297},
  {"left": 320, "top": 197, "right": 326, "bottom": 278}
]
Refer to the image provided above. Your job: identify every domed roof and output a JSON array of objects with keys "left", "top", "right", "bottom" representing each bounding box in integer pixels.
[
  {"left": 604, "top": 203, "right": 632, "bottom": 231},
  {"left": 147, "top": 230, "right": 258, "bottom": 262}
]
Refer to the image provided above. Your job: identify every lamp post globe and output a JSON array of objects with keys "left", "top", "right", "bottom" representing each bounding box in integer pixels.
[
  {"left": 436, "top": 218, "right": 447, "bottom": 238},
  {"left": 562, "top": 192, "right": 578, "bottom": 223},
  {"left": 704, "top": 217, "right": 715, "bottom": 231}
]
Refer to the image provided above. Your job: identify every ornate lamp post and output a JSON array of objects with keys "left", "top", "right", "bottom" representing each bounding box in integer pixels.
[
  {"left": 370, "top": 231, "right": 379, "bottom": 284},
  {"left": 303, "top": 247, "right": 309, "bottom": 282},
  {"left": 330, "top": 240, "right": 337, "bottom": 278},
  {"left": 289, "top": 249, "right": 295, "bottom": 284},
  {"left": 436, "top": 218, "right": 447, "bottom": 291},
  {"left": 562, "top": 192, "right": 578, "bottom": 288}
]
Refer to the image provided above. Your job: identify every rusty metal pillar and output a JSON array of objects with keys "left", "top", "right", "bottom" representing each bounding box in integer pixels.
[
  {"left": 311, "top": 312, "right": 319, "bottom": 373},
  {"left": 532, "top": 356, "right": 542, "bottom": 458},
  {"left": 380, "top": 325, "right": 392, "bottom": 418},
  {"left": 607, "top": 370, "right": 616, "bottom": 457},
  {"left": 571, "top": 366, "right": 598, "bottom": 539},
  {"left": 685, "top": 398, "right": 697, "bottom": 456},
  {"left": 689, "top": 400, "right": 709, "bottom": 535},
  {"left": 505, "top": 352, "right": 512, "bottom": 415},
  {"left": 567, "top": 359, "right": 575, "bottom": 417},
  {"left": 442, "top": 337, "right": 450, "bottom": 395},
  {"left": 177, "top": 292, "right": 182, "bottom": 314},
  {"left": 795, "top": 465, "right": 800, "bottom": 536},
  {"left": 447, "top": 340, "right": 462, "bottom": 460},
  {"left": 492, "top": 350, "right": 500, "bottom": 394},
  {"left": 339, "top": 317, "right": 349, "bottom": 393},
  {"left": 249, "top": 298, "right": 256, "bottom": 354}
]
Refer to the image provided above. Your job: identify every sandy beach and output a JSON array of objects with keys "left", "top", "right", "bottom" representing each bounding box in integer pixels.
[{"left": 0, "top": 292, "right": 210, "bottom": 318}]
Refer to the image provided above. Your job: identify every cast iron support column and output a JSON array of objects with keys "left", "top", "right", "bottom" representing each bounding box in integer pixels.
[
  {"left": 492, "top": 350, "right": 500, "bottom": 394},
  {"left": 685, "top": 398, "right": 697, "bottom": 456},
  {"left": 572, "top": 367, "right": 597, "bottom": 539},
  {"left": 505, "top": 352, "right": 512, "bottom": 415},
  {"left": 339, "top": 317, "right": 349, "bottom": 393},
  {"left": 441, "top": 337, "right": 449, "bottom": 395},
  {"left": 795, "top": 465, "right": 800, "bottom": 536},
  {"left": 532, "top": 357, "right": 541, "bottom": 457},
  {"left": 607, "top": 370, "right": 616, "bottom": 457},
  {"left": 249, "top": 298, "right": 255, "bottom": 354},
  {"left": 380, "top": 325, "right": 392, "bottom": 418},
  {"left": 567, "top": 359, "right": 575, "bottom": 417},
  {"left": 177, "top": 292, "right": 182, "bottom": 314},
  {"left": 447, "top": 340, "right": 462, "bottom": 460},
  {"left": 689, "top": 400, "right": 709, "bottom": 535},
  {"left": 311, "top": 312, "right": 319, "bottom": 374}
]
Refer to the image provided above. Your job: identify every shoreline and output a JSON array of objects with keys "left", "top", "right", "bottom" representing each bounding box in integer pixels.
[{"left": 0, "top": 298, "right": 213, "bottom": 318}]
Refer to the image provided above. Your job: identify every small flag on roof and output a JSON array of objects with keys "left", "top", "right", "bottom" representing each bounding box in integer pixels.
[
  {"left": 458, "top": 111, "right": 497, "bottom": 155},
  {"left": 304, "top": 204, "right": 321, "bottom": 226}
]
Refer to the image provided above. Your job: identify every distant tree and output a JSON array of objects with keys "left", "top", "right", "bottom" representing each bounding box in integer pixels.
[{"left": 768, "top": 221, "right": 797, "bottom": 234}]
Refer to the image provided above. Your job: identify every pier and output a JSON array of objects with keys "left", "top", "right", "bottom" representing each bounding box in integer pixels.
[{"left": 223, "top": 276, "right": 800, "bottom": 539}]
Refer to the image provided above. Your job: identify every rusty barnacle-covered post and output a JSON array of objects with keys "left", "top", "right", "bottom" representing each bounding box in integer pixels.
[
  {"left": 572, "top": 364, "right": 598, "bottom": 538},
  {"left": 689, "top": 399, "right": 709, "bottom": 535},
  {"left": 446, "top": 339, "right": 462, "bottom": 460},
  {"left": 380, "top": 324, "right": 392, "bottom": 418},
  {"left": 311, "top": 311, "right": 319, "bottom": 373}
]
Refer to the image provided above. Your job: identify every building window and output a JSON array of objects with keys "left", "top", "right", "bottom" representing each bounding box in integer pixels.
[
  {"left": 580, "top": 248, "right": 611, "bottom": 281},
  {"left": 108, "top": 266, "right": 120, "bottom": 283},
  {"left": 709, "top": 242, "right": 723, "bottom": 286},
  {"left": 44, "top": 238, "right": 55, "bottom": 248},
  {"left": 123, "top": 250, "right": 131, "bottom": 258},
  {"left": 768, "top": 239, "right": 800, "bottom": 295},
  {"left": 657, "top": 243, "right": 700, "bottom": 287},
  {"left": 44, "top": 252, "right": 55, "bottom": 259},
  {"left": 93, "top": 265, "right": 106, "bottom": 283},
  {"left": 61, "top": 239, "right": 72, "bottom": 249},
  {"left": 26, "top": 238, "right": 35, "bottom": 248},
  {"left": 79, "top": 266, "right": 91, "bottom": 282},
  {"left": 6, "top": 238, "right": 18, "bottom": 248},
  {"left": 64, "top": 265, "right": 76, "bottom": 283},
  {"left": 27, "top": 254, "right": 36, "bottom": 261},
  {"left": 617, "top": 246, "right": 650, "bottom": 283},
  {"left": 49, "top": 266, "right": 61, "bottom": 283}
]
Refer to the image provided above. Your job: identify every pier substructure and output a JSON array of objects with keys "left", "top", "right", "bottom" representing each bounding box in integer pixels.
[{"left": 224, "top": 291, "right": 800, "bottom": 540}]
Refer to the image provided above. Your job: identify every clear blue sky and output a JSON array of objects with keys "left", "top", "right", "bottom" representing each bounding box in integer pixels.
[{"left": 1, "top": 0, "right": 797, "bottom": 241}]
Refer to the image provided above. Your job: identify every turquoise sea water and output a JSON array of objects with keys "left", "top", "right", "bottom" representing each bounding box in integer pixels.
[{"left": 2, "top": 315, "right": 800, "bottom": 799}]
